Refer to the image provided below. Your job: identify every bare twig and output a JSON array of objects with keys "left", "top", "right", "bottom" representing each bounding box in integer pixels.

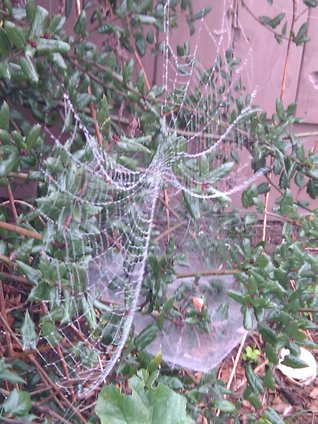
[
  {"left": 155, "top": 220, "right": 187, "bottom": 242},
  {"left": 0, "top": 271, "right": 28, "bottom": 284},
  {"left": 6, "top": 182, "right": 18, "bottom": 222},
  {"left": 0, "top": 221, "right": 42, "bottom": 240},
  {"left": 216, "top": 332, "right": 247, "bottom": 417},
  {"left": 175, "top": 268, "right": 240, "bottom": 279}
]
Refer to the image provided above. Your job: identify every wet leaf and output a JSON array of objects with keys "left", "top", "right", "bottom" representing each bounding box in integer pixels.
[
  {"left": 96, "top": 373, "right": 194, "bottom": 424},
  {"left": 3, "top": 390, "right": 32, "bottom": 417},
  {"left": 21, "top": 310, "right": 38, "bottom": 351}
]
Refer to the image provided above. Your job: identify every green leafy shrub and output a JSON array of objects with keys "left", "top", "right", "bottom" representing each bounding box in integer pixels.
[{"left": 0, "top": 1, "right": 317, "bottom": 423}]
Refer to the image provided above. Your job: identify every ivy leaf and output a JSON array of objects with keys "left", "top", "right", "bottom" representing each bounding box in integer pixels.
[
  {"left": 3, "top": 389, "right": 32, "bottom": 417},
  {"left": 96, "top": 374, "right": 194, "bottom": 424},
  {"left": 0, "top": 359, "right": 26, "bottom": 385},
  {"left": 21, "top": 310, "right": 38, "bottom": 351},
  {"left": 16, "top": 260, "right": 41, "bottom": 284}
]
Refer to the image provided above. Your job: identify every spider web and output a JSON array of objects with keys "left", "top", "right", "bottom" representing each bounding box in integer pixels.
[{"left": 23, "top": 0, "right": 265, "bottom": 399}]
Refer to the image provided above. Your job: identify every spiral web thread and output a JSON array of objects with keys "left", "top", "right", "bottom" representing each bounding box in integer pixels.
[{"left": 25, "top": 0, "right": 264, "bottom": 399}]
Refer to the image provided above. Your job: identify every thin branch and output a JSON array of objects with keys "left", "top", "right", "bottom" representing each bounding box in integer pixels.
[
  {"left": 155, "top": 220, "right": 187, "bottom": 242},
  {"left": 175, "top": 268, "right": 240, "bottom": 279},
  {"left": 0, "top": 220, "right": 42, "bottom": 240},
  {"left": 0, "top": 254, "right": 14, "bottom": 267},
  {"left": 33, "top": 404, "right": 73, "bottom": 424},
  {"left": 216, "top": 332, "right": 247, "bottom": 417},
  {"left": 280, "top": 0, "right": 298, "bottom": 99},
  {"left": 0, "top": 271, "right": 28, "bottom": 284},
  {"left": 7, "top": 172, "right": 29, "bottom": 179},
  {"left": 87, "top": 85, "right": 103, "bottom": 148},
  {"left": 6, "top": 182, "right": 18, "bottom": 222}
]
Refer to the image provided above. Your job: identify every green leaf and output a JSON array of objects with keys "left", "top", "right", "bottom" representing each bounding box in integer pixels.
[
  {"left": 16, "top": 260, "right": 41, "bottom": 284},
  {"left": 74, "top": 9, "right": 87, "bottom": 35},
  {"left": 276, "top": 98, "right": 284, "bottom": 120},
  {"left": 96, "top": 375, "right": 194, "bottom": 424},
  {"left": 190, "top": 7, "right": 211, "bottom": 21},
  {"left": 307, "top": 179, "right": 318, "bottom": 199},
  {"left": 28, "top": 281, "right": 51, "bottom": 301},
  {"left": 117, "top": 138, "right": 151, "bottom": 154},
  {"left": 243, "top": 387, "right": 262, "bottom": 410},
  {"left": 19, "top": 56, "right": 39, "bottom": 83},
  {"left": 208, "top": 162, "right": 234, "bottom": 184},
  {"left": 182, "top": 191, "right": 200, "bottom": 220},
  {"left": 36, "top": 39, "right": 70, "bottom": 54},
  {"left": 263, "top": 368, "right": 276, "bottom": 390},
  {"left": 243, "top": 307, "right": 254, "bottom": 330},
  {"left": 148, "top": 384, "right": 194, "bottom": 424},
  {"left": 29, "top": 5, "right": 49, "bottom": 39},
  {"left": 213, "top": 399, "right": 236, "bottom": 412},
  {"left": 146, "top": 29, "right": 154, "bottom": 44},
  {"left": 304, "top": 0, "right": 318, "bottom": 6},
  {"left": 0, "top": 101, "right": 9, "bottom": 130},
  {"left": 245, "top": 364, "right": 264, "bottom": 394},
  {"left": 52, "top": 52, "right": 67, "bottom": 70},
  {"left": 0, "top": 27, "right": 11, "bottom": 59},
  {"left": 21, "top": 310, "right": 38, "bottom": 351},
  {"left": 0, "top": 359, "right": 26, "bottom": 385},
  {"left": 3, "top": 389, "right": 32, "bottom": 417},
  {"left": 294, "top": 22, "right": 310, "bottom": 45},
  {"left": 48, "top": 14, "right": 66, "bottom": 34},
  {"left": 134, "top": 32, "right": 146, "bottom": 56},
  {"left": 281, "top": 354, "right": 310, "bottom": 368},
  {"left": 137, "top": 14, "right": 157, "bottom": 25},
  {"left": 242, "top": 185, "right": 258, "bottom": 208},
  {"left": 25, "top": 124, "right": 41, "bottom": 149},
  {"left": 259, "top": 13, "right": 285, "bottom": 29},
  {"left": 262, "top": 407, "right": 285, "bottom": 424},
  {"left": 0, "top": 60, "right": 11, "bottom": 79},
  {"left": 134, "top": 324, "right": 158, "bottom": 351},
  {"left": 279, "top": 189, "right": 297, "bottom": 218},
  {"left": 29, "top": 6, "right": 49, "bottom": 39},
  {"left": 258, "top": 323, "right": 277, "bottom": 345},
  {"left": 0, "top": 145, "right": 19, "bottom": 176},
  {"left": 4, "top": 21, "right": 26, "bottom": 49},
  {"left": 227, "top": 290, "right": 248, "bottom": 305}
]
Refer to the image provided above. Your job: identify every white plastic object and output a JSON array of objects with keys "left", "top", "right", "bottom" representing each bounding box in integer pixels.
[{"left": 277, "top": 347, "right": 317, "bottom": 386}]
